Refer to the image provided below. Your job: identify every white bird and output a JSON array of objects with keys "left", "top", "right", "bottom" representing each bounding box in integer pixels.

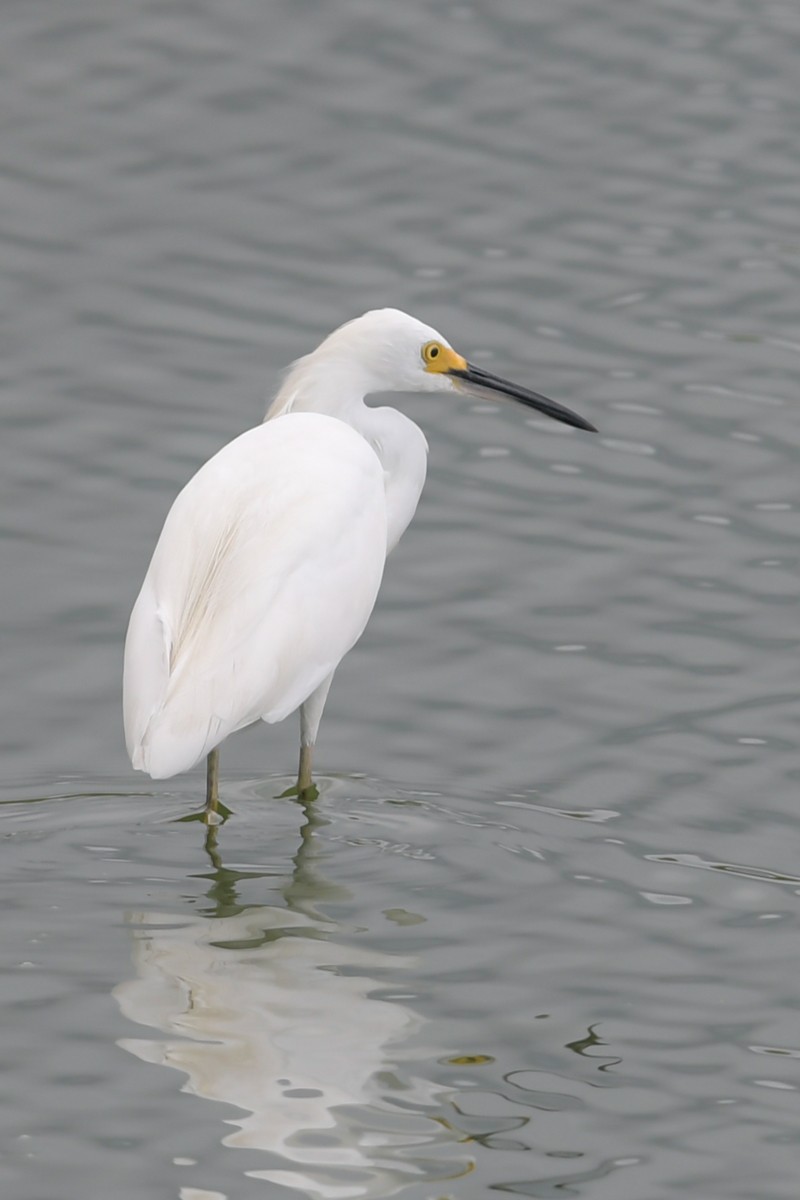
[{"left": 123, "top": 308, "right": 595, "bottom": 813}]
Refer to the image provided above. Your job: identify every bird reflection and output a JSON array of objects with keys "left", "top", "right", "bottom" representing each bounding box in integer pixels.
[{"left": 114, "top": 796, "right": 466, "bottom": 1198}]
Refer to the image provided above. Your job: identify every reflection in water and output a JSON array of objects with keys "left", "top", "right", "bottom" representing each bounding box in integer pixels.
[{"left": 114, "top": 800, "right": 469, "bottom": 1198}]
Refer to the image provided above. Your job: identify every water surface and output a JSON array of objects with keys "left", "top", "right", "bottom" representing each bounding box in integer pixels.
[{"left": 2, "top": 1, "right": 800, "bottom": 1196}]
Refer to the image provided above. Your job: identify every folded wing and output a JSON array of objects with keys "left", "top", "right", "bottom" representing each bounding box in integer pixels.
[{"left": 123, "top": 413, "right": 387, "bottom": 778}]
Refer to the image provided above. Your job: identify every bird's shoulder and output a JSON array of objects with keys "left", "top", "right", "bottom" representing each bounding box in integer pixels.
[
  {"left": 171, "top": 413, "right": 381, "bottom": 509},
  {"left": 229, "top": 410, "right": 379, "bottom": 458},
  {"left": 152, "top": 413, "right": 386, "bottom": 584}
]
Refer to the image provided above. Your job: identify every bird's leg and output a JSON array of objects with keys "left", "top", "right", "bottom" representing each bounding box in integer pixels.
[
  {"left": 297, "top": 742, "right": 314, "bottom": 795},
  {"left": 205, "top": 747, "right": 220, "bottom": 818},
  {"left": 297, "top": 672, "right": 334, "bottom": 799}
]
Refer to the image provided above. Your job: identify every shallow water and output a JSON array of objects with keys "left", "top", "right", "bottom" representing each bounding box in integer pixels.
[
  {"left": 3, "top": 0, "right": 800, "bottom": 1197},
  {"left": 5, "top": 776, "right": 800, "bottom": 1200}
]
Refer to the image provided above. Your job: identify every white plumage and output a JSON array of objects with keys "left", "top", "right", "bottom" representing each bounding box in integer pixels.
[
  {"left": 124, "top": 414, "right": 386, "bottom": 778},
  {"left": 123, "top": 307, "right": 594, "bottom": 807}
]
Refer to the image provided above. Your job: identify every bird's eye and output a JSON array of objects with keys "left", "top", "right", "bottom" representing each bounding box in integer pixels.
[{"left": 422, "top": 341, "right": 441, "bottom": 364}]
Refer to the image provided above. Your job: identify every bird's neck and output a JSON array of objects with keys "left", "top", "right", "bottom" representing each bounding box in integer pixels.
[
  {"left": 267, "top": 355, "right": 370, "bottom": 421},
  {"left": 356, "top": 404, "right": 428, "bottom": 552},
  {"left": 266, "top": 360, "right": 428, "bottom": 553}
]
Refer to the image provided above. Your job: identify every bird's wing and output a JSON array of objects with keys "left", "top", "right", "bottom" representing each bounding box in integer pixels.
[{"left": 123, "top": 413, "right": 387, "bottom": 778}]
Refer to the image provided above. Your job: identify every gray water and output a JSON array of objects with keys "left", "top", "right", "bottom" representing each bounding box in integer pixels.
[{"left": 3, "top": 1, "right": 800, "bottom": 1197}]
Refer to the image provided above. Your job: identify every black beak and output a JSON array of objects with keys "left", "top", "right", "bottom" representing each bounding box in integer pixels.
[{"left": 449, "top": 362, "right": 597, "bottom": 433}]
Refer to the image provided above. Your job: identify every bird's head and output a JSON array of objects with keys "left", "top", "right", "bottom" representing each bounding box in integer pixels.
[{"left": 316, "top": 308, "right": 596, "bottom": 432}]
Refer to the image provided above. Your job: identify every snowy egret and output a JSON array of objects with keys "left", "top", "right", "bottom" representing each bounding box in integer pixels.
[{"left": 123, "top": 308, "right": 595, "bottom": 813}]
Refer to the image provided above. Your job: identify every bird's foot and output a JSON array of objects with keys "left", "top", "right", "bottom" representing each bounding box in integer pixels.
[
  {"left": 276, "top": 780, "right": 319, "bottom": 802},
  {"left": 174, "top": 799, "right": 233, "bottom": 826}
]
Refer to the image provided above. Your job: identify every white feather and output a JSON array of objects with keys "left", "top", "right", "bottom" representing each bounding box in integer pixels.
[{"left": 123, "top": 412, "right": 387, "bottom": 778}]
